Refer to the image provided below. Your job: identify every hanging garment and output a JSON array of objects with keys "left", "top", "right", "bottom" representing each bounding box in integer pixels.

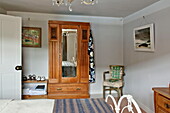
[{"left": 88, "top": 30, "right": 95, "bottom": 83}]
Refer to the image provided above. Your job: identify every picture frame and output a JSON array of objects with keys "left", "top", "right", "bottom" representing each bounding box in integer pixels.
[
  {"left": 133, "top": 23, "right": 154, "bottom": 52},
  {"left": 22, "top": 27, "right": 41, "bottom": 47}
]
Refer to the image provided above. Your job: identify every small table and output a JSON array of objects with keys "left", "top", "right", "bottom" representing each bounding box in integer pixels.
[{"left": 53, "top": 98, "right": 114, "bottom": 113}]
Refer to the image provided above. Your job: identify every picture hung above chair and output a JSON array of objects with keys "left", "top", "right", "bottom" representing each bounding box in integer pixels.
[
  {"left": 103, "top": 65, "right": 125, "bottom": 99},
  {"left": 133, "top": 23, "right": 154, "bottom": 52}
]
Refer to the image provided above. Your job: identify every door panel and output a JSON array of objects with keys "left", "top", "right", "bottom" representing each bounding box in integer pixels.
[
  {"left": 80, "top": 25, "right": 90, "bottom": 83},
  {"left": 0, "top": 15, "right": 21, "bottom": 99}
]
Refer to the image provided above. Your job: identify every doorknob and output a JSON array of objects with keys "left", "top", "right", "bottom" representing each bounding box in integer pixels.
[{"left": 15, "top": 66, "right": 22, "bottom": 71}]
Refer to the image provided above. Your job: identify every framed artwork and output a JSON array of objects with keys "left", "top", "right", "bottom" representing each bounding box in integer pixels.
[
  {"left": 22, "top": 27, "right": 41, "bottom": 47},
  {"left": 133, "top": 23, "right": 154, "bottom": 52}
]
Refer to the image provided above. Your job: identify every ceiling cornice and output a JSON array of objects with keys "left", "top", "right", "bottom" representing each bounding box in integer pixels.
[
  {"left": 123, "top": 0, "right": 170, "bottom": 24},
  {"left": 7, "top": 11, "right": 123, "bottom": 25}
]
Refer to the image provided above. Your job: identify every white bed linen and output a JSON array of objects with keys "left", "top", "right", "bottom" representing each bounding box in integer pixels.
[
  {"left": 62, "top": 61, "right": 75, "bottom": 66},
  {"left": 0, "top": 99, "right": 54, "bottom": 113}
]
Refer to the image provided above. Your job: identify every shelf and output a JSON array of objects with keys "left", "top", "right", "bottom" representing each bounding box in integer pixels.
[
  {"left": 22, "top": 95, "right": 47, "bottom": 99},
  {"left": 22, "top": 80, "right": 48, "bottom": 99},
  {"left": 22, "top": 80, "right": 47, "bottom": 83}
]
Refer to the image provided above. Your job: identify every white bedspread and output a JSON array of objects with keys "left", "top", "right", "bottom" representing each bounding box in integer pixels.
[{"left": 0, "top": 99, "right": 54, "bottom": 113}]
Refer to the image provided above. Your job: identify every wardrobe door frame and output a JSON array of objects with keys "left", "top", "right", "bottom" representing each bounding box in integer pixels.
[
  {"left": 48, "top": 24, "right": 60, "bottom": 83},
  {"left": 80, "top": 25, "right": 90, "bottom": 83},
  {"left": 59, "top": 25, "right": 80, "bottom": 83}
]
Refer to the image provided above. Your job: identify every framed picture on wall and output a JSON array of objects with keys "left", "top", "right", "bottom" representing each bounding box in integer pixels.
[
  {"left": 22, "top": 27, "right": 41, "bottom": 47},
  {"left": 133, "top": 23, "right": 154, "bottom": 52}
]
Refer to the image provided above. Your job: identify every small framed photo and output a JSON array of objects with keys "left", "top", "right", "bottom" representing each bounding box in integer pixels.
[
  {"left": 22, "top": 27, "right": 41, "bottom": 47},
  {"left": 133, "top": 23, "right": 154, "bottom": 52}
]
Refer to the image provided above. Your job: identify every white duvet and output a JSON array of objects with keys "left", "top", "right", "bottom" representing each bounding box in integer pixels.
[{"left": 0, "top": 99, "right": 54, "bottom": 113}]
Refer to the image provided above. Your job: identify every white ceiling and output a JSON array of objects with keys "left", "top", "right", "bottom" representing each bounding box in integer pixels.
[{"left": 0, "top": 0, "right": 160, "bottom": 17}]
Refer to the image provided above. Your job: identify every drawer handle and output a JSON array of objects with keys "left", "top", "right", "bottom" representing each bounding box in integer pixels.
[
  {"left": 164, "top": 103, "right": 170, "bottom": 109},
  {"left": 76, "top": 88, "right": 81, "bottom": 90},
  {"left": 57, "top": 88, "right": 62, "bottom": 90}
]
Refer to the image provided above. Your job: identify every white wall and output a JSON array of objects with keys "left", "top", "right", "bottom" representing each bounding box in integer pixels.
[
  {"left": 21, "top": 20, "right": 48, "bottom": 77},
  {"left": 7, "top": 11, "right": 124, "bottom": 95},
  {"left": 0, "top": 7, "right": 6, "bottom": 14},
  {"left": 123, "top": 5, "right": 170, "bottom": 113}
]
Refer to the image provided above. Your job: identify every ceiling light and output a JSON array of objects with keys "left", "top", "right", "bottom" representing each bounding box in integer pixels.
[{"left": 52, "top": 0, "right": 98, "bottom": 11}]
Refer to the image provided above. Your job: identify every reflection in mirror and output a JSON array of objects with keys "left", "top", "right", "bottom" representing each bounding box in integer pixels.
[{"left": 62, "top": 29, "right": 77, "bottom": 77}]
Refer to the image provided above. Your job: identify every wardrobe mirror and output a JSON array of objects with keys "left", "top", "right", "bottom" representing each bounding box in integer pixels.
[{"left": 62, "top": 29, "right": 77, "bottom": 77}]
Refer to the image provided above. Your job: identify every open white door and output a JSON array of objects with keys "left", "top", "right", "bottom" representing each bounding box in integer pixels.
[{"left": 0, "top": 14, "right": 22, "bottom": 99}]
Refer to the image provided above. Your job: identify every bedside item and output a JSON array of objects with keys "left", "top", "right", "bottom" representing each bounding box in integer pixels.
[
  {"left": 103, "top": 65, "right": 125, "bottom": 99},
  {"left": 152, "top": 87, "right": 170, "bottom": 113}
]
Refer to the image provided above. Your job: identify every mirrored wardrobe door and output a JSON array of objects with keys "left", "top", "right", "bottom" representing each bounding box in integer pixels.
[
  {"left": 60, "top": 25, "right": 80, "bottom": 83},
  {"left": 62, "top": 28, "right": 77, "bottom": 77}
]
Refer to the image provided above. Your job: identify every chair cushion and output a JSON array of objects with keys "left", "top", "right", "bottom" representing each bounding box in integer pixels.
[
  {"left": 110, "top": 66, "right": 123, "bottom": 79},
  {"left": 103, "top": 79, "right": 123, "bottom": 88}
]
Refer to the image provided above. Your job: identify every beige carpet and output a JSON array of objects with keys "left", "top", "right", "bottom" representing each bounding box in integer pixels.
[{"left": 0, "top": 99, "right": 54, "bottom": 113}]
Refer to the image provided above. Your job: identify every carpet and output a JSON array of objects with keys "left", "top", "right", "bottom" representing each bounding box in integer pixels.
[{"left": 53, "top": 98, "right": 114, "bottom": 113}]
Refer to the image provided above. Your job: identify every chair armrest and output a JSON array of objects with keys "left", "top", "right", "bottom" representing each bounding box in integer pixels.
[{"left": 103, "top": 71, "right": 110, "bottom": 81}]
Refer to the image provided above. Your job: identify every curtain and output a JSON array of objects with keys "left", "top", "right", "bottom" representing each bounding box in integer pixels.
[{"left": 88, "top": 30, "right": 95, "bottom": 83}]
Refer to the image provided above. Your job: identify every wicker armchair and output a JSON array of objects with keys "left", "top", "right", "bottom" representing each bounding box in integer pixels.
[{"left": 103, "top": 65, "right": 125, "bottom": 99}]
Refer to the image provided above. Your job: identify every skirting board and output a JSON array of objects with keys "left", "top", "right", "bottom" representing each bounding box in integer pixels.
[
  {"left": 90, "top": 94, "right": 103, "bottom": 98},
  {"left": 137, "top": 101, "right": 154, "bottom": 113},
  {"left": 90, "top": 92, "right": 118, "bottom": 98}
]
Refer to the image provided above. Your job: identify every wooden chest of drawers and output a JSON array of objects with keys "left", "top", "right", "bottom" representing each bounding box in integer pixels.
[
  {"left": 48, "top": 83, "right": 89, "bottom": 99},
  {"left": 152, "top": 88, "right": 170, "bottom": 113}
]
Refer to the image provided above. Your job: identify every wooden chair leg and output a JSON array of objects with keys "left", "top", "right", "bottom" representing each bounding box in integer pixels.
[
  {"left": 109, "top": 87, "right": 112, "bottom": 95},
  {"left": 120, "top": 87, "right": 123, "bottom": 96},
  {"left": 103, "top": 86, "right": 106, "bottom": 99},
  {"left": 116, "top": 88, "right": 121, "bottom": 98}
]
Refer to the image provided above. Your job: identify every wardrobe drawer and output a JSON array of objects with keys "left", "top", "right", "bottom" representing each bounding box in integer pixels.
[
  {"left": 48, "top": 84, "right": 88, "bottom": 93},
  {"left": 157, "top": 94, "right": 170, "bottom": 112}
]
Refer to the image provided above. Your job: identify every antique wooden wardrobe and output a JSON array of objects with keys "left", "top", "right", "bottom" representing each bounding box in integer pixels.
[{"left": 48, "top": 21, "right": 90, "bottom": 99}]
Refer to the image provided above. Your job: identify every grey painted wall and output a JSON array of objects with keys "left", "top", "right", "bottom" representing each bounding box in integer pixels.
[
  {"left": 22, "top": 20, "right": 48, "bottom": 78},
  {"left": 7, "top": 12, "right": 123, "bottom": 95},
  {"left": 123, "top": 6, "right": 170, "bottom": 112}
]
